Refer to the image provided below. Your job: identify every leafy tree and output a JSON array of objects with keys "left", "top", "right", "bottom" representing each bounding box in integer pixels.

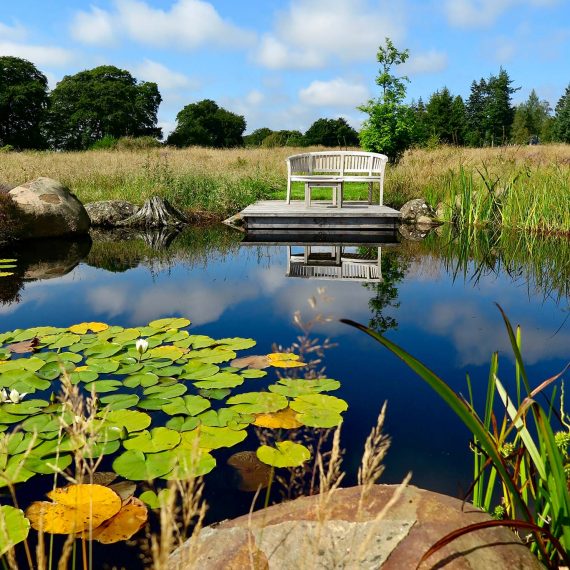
[
  {"left": 410, "top": 98, "right": 429, "bottom": 146},
  {"left": 554, "top": 84, "right": 570, "bottom": 143},
  {"left": 304, "top": 118, "right": 359, "bottom": 147},
  {"left": 0, "top": 56, "right": 48, "bottom": 149},
  {"left": 167, "top": 99, "right": 245, "bottom": 148},
  {"left": 46, "top": 66, "right": 162, "bottom": 150},
  {"left": 244, "top": 128, "right": 273, "bottom": 146},
  {"left": 261, "top": 130, "right": 305, "bottom": 147},
  {"left": 359, "top": 38, "right": 415, "bottom": 161},
  {"left": 511, "top": 90, "right": 552, "bottom": 144}
]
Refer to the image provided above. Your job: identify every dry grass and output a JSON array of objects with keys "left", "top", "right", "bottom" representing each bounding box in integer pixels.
[{"left": 1, "top": 144, "right": 568, "bottom": 225}]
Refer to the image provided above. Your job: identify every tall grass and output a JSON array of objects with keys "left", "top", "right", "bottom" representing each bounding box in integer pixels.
[{"left": 1, "top": 144, "right": 568, "bottom": 227}]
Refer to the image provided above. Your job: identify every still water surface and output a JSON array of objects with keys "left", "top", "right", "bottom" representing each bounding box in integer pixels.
[{"left": 0, "top": 227, "right": 568, "bottom": 524}]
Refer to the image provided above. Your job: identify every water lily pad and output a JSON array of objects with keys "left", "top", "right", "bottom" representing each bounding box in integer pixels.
[
  {"left": 227, "top": 451, "right": 272, "bottom": 492},
  {"left": 100, "top": 393, "right": 140, "bottom": 411},
  {"left": 98, "top": 409, "right": 151, "bottom": 433},
  {"left": 164, "top": 448, "right": 216, "bottom": 479},
  {"left": 149, "top": 345, "right": 186, "bottom": 360},
  {"left": 3, "top": 399, "right": 49, "bottom": 415},
  {"left": 69, "top": 322, "right": 109, "bottom": 334},
  {"left": 240, "top": 369, "right": 268, "bottom": 379},
  {"left": 257, "top": 441, "right": 311, "bottom": 468},
  {"left": 84, "top": 379, "right": 122, "bottom": 393},
  {"left": 290, "top": 394, "right": 348, "bottom": 414},
  {"left": 148, "top": 317, "right": 190, "bottom": 330},
  {"left": 112, "top": 449, "right": 174, "bottom": 480},
  {"left": 124, "top": 427, "right": 181, "bottom": 453},
  {"left": 182, "top": 335, "right": 216, "bottom": 349},
  {"left": 216, "top": 338, "right": 257, "bottom": 351},
  {"left": 188, "top": 348, "right": 236, "bottom": 364},
  {"left": 161, "top": 395, "right": 211, "bottom": 416},
  {"left": 269, "top": 378, "right": 341, "bottom": 398},
  {"left": 142, "top": 382, "right": 187, "bottom": 399},
  {"left": 227, "top": 392, "right": 288, "bottom": 415},
  {"left": 181, "top": 426, "right": 247, "bottom": 450},
  {"left": 197, "top": 388, "right": 231, "bottom": 401},
  {"left": 139, "top": 489, "right": 171, "bottom": 509},
  {"left": 181, "top": 362, "right": 219, "bottom": 380},
  {"left": 26, "top": 484, "right": 122, "bottom": 534},
  {"left": 69, "top": 370, "right": 99, "bottom": 384},
  {"left": 84, "top": 439, "right": 121, "bottom": 459},
  {"left": 112, "top": 329, "right": 141, "bottom": 343},
  {"left": 90, "top": 496, "right": 148, "bottom": 543},
  {"left": 0, "top": 506, "right": 30, "bottom": 556},
  {"left": 123, "top": 372, "right": 159, "bottom": 388},
  {"left": 193, "top": 372, "right": 244, "bottom": 389},
  {"left": 196, "top": 408, "right": 253, "bottom": 429},
  {"left": 0, "top": 455, "right": 35, "bottom": 486},
  {"left": 116, "top": 363, "right": 143, "bottom": 375},
  {"left": 253, "top": 407, "right": 303, "bottom": 429},
  {"left": 85, "top": 358, "right": 120, "bottom": 374},
  {"left": 165, "top": 416, "right": 200, "bottom": 432},
  {"left": 23, "top": 453, "right": 73, "bottom": 474},
  {"left": 84, "top": 343, "right": 123, "bottom": 359}
]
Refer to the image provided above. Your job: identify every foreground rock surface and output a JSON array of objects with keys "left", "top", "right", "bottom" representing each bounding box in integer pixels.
[
  {"left": 8, "top": 177, "right": 90, "bottom": 239},
  {"left": 169, "top": 485, "right": 541, "bottom": 570},
  {"left": 85, "top": 200, "right": 137, "bottom": 227}
]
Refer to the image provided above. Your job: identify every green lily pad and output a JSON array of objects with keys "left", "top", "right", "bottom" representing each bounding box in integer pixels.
[
  {"left": 148, "top": 317, "right": 191, "bottom": 330},
  {"left": 84, "top": 379, "right": 122, "bottom": 393},
  {"left": 197, "top": 388, "right": 232, "bottom": 401},
  {"left": 98, "top": 409, "right": 151, "bottom": 432},
  {"left": 256, "top": 441, "right": 311, "bottom": 468},
  {"left": 188, "top": 348, "right": 236, "bottom": 364},
  {"left": 84, "top": 342, "right": 123, "bottom": 358},
  {"left": 165, "top": 416, "right": 201, "bottom": 432},
  {"left": 85, "top": 358, "right": 120, "bottom": 374},
  {"left": 69, "top": 370, "right": 99, "bottom": 384},
  {"left": 23, "top": 453, "right": 73, "bottom": 474},
  {"left": 216, "top": 338, "right": 257, "bottom": 351},
  {"left": 161, "top": 395, "right": 211, "bottom": 417},
  {"left": 112, "top": 328, "right": 141, "bottom": 343},
  {"left": 193, "top": 372, "right": 244, "bottom": 389},
  {"left": 269, "top": 378, "right": 341, "bottom": 398},
  {"left": 181, "top": 362, "right": 219, "bottom": 380},
  {"left": 0, "top": 506, "right": 30, "bottom": 556},
  {"left": 196, "top": 408, "right": 253, "bottom": 429},
  {"left": 181, "top": 426, "right": 247, "bottom": 450},
  {"left": 142, "top": 383, "right": 187, "bottom": 399},
  {"left": 290, "top": 394, "right": 348, "bottom": 414},
  {"left": 164, "top": 448, "right": 216, "bottom": 479},
  {"left": 139, "top": 489, "right": 171, "bottom": 509},
  {"left": 227, "top": 392, "right": 288, "bottom": 415},
  {"left": 100, "top": 393, "right": 140, "bottom": 410},
  {"left": 124, "top": 427, "right": 181, "bottom": 453},
  {"left": 116, "top": 363, "right": 144, "bottom": 375},
  {"left": 123, "top": 372, "right": 159, "bottom": 388},
  {"left": 179, "top": 335, "right": 216, "bottom": 349},
  {"left": 0, "top": 455, "right": 35, "bottom": 487},
  {"left": 112, "top": 449, "right": 174, "bottom": 480},
  {"left": 2, "top": 399, "right": 49, "bottom": 416},
  {"left": 240, "top": 369, "right": 268, "bottom": 379}
]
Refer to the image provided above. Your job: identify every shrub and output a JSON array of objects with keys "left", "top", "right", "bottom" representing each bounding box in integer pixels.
[
  {"left": 115, "top": 136, "right": 162, "bottom": 150},
  {"left": 91, "top": 135, "right": 118, "bottom": 150},
  {"left": 0, "top": 145, "right": 15, "bottom": 153}
]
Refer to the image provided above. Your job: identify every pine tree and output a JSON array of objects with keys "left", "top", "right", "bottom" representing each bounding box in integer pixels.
[
  {"left": 554, "top": 84, "right": 570, "bottom": 143},
  {"left": 511, "top": 90, "right": 551, "bottom": 144}
]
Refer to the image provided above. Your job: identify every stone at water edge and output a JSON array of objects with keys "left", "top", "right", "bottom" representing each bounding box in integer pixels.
[
  {"left": 85, "top": 200, "right": 138, "bottom": 227},
  {"left": 400, "top": 198, "right": 440, "bottom": 225},
  {"left": 8, "top": 177, "right": 90, "bottom": 239},
  {"left": 169, "top": 484, "right": 543, "bottom": 570}
]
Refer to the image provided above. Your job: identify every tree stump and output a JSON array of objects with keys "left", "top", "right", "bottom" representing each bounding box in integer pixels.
[{"left": 119, "top": 196, "right": 187, "bottom": 229}]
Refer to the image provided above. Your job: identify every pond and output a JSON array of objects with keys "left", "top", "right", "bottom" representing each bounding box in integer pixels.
[{"left": 0, "top": 225, "right": 568, "bottom": 566}]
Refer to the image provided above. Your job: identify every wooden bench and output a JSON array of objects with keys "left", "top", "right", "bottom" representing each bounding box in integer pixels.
[{"left": 286, "top": 151, "right": 388, "bottom": 207}]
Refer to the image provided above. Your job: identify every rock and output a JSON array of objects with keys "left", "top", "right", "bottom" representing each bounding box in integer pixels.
[
  {"left": 8, "top": 177, "right": 90, "bottom": 239},
  {"left": 399, "top": 224, "right": 431, "bottom": 241},
  {"left": 400, "top": 199, "right": 435, "bottom": 223},
  {"left": 85, "top": 200, "right": 137, "bottom": 227},
  {"left": 170, "top": 485, "right": 542, "bottom": 570}
]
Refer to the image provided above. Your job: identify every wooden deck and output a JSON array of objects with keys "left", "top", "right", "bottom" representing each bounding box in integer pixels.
[{"left": 237, "top": 200, "right": 401, "bottom": 232}]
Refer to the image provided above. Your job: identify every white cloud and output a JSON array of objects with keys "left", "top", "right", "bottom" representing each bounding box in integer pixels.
[
  {"left": 255, "top": 0, "right": 405, "bottom": 69},
  {"left": 403, "top": 50, "right": 448, "bottom": 75},
  {"left": 244, "top": 90, "right": 264, "bottom": 106},
  {"left": 71, "top": 6, "right": 116, "bottom": 45},
  {"left": 299, "top": 78, "right": 370, "bottom": 107},
  {"left": 71, "top": 0, "right": 254, "bottom": 50},
  {"left": 0, "top": 41, "right": 73, "bottom": 67},
  {"left": 444, "top": 0, "right": 560, "bottom": 28},
  {"left": 0, "top": 21, "right": 27, "bottom": 42},
  {"left": 134, "top": 59, "right": 194, "bottom": 90}
]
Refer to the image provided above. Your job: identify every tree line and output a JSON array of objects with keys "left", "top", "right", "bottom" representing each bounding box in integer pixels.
[{"left": 1, "top": 54, "right": 570, "bottom": 156}]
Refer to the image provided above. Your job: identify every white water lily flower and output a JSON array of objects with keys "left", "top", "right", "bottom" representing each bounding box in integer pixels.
[
  {"left": 0, "top": 388, "right": 8, "bottom": 403},
  {"left": 135, "top": 338, "right": 149, "bottom": 355},
  {"left": 8, "top": 389, "right": 27, "bottom": 404}
]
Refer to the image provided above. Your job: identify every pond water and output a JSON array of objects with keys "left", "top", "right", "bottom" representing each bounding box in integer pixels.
[{"left": 0, "top": 225, "right": 568, "bottom": 563}]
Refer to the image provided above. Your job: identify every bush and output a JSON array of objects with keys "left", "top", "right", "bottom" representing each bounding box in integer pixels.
[
  {"left": 115, "top": 136, "right": 162, "bottom": 150},
  {"left": 0, "top": 145, "right": 15, "bottom": 153},
  {"left": 90, "top": 135, "right": 118, "bottom": 150}
]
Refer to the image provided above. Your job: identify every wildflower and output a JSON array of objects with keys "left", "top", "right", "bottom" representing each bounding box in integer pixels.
[{"left": 135, "top": 338, "right": 149, "bottom": 356}]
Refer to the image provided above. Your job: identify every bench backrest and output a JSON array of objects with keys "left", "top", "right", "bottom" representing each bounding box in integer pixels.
[{"left": 287, "top": 151, "right": 388, "bottom": 176}]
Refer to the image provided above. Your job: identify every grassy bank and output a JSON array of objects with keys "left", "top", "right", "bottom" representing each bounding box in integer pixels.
[{"left": 0, "top": 144, "right": 569, "bottom": 231}]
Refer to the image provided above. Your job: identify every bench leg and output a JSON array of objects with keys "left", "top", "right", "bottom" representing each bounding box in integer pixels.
[
  {"left": 332, "top": 186, "right": 337, "bottom": 206},
  {"left": 305, "top": 183, "right": 311, "bottom": 208},
  {"left": 338, "top": 182, "right": 344, "bottom": 208},
  {"left": 368, "top": 182, "right": 373, "bottom": 205}
]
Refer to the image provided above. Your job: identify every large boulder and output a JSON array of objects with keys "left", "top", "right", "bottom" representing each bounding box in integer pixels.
[
  {"left": 85, "top": 200, "right": 138, "bottom": 227},
  {"left": 8, "top": 177, "right": 90, "bottom": 239},
  {"left": 400, "top": 198, "right": 438, "bottom": 224}
]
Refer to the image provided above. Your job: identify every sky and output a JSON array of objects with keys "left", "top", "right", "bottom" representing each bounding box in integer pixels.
[{"left": 1, "top": 0, "right": 569, "bottom": 136}]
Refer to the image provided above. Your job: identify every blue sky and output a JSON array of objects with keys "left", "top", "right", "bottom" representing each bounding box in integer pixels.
[{"left": 1, "top": 0, "right": 569, "bottom": 135}]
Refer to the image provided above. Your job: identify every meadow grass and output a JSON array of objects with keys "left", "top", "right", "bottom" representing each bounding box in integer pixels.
[{"left": 0, "top": 144, "right": 569, "bottom": 231}]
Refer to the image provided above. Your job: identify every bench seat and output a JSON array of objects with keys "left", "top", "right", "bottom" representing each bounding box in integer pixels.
[{"left": 286, "top": 151, "right": 388, "bottom": 207}]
